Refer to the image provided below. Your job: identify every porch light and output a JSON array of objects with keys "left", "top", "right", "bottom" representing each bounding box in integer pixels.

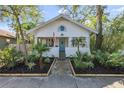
[{"left": 60, "top": 33, "right": 64, "bottom": 36}]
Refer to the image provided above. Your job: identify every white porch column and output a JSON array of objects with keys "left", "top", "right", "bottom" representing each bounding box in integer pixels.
[
  {"left": 85, "top": 37, "right": 91, "bottom": 54},
  {"left": 54, "top": 38, "right": 56, "bottom": 47},
  {"left": 85, "top": 37, "right": 90, "bottom": 48},
  {"left": 68, "top": 37, "right": 72, "bottom": 47}
]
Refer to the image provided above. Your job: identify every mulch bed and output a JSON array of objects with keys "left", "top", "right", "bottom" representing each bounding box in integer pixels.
[
  {"left": 70, "top": 59, "right": 124, "bottom": 74},
  {"left": 0, "top": 58, "right": 54, "bottom": 74}
]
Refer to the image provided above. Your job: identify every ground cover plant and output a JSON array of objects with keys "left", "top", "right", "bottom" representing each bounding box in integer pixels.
[
  {"left": 0, "top": 43, "right": 54, "bottom": 74},
  {"left": 71, "top": 50, "right": 124, "bottom": 74}
]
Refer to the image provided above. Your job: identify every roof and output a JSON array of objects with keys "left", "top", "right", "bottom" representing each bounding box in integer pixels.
[
  {"left": 27, "top": 14, "right": 98, "bottom": 34},
  {"left": 0, "top": 29, "right": 15, "bottom": 38}
]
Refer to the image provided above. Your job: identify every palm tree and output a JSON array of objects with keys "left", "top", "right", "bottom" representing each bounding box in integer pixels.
[
  {"left": 33, "top": 43, "right": 49, "bottom": 69},
  {"left": 75, "top": 37, "right": 85, "bottom": 53}
]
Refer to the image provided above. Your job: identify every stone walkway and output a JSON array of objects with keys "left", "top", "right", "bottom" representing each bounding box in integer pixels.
[
  {"left": 51, "top": 59, "right": 72, "bottom": 75},
  {"left": 0, "top": 59, "right": 124, "bottom": 88}
]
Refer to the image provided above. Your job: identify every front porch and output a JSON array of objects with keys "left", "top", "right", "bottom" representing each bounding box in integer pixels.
[{"left": 35, "top": 37, "right": 90, "bottom": 57}]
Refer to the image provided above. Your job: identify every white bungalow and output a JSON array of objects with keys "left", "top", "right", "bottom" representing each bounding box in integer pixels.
[{"left": 27, "top": 14, "right": 97, "bottom": 58}]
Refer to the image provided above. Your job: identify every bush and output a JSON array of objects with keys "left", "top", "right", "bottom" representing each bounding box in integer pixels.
[
  {"left": 0, "top": 47, "right": 24, "bottom": 68},
  {"left": 92, "top": 50, "right": 109, "bottom": 65},
  {"left": 44, "top": 57, "right": 51, "bottom": 64},
  {"left": 93, "top": 50, "right": 124, "bottom": 68},
  {"left": 27, "top": 50, "right": 39, "bottom": 63},
  {"left": 26, "top": 62, "right": 36, "bottom": 71},
  {"left": 26, "top": 49, "right": 39, "bottom": 70},
  {"left": 73, "top": 59, "right": 94, "bottom": 69},
  {"left": 72, "top": 51, "right": 94, "bottom": 69},
  {"left": 106, "top": 52, "right": 124, "bottom": 68}
]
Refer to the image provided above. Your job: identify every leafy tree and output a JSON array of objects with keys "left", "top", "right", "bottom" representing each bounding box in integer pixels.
[
  {"left": 109, "top": 13, "right": 124, "bottom": 34},
  {"left": 0, "top": 5, "right": 42, "bottom": 63},
  {"left": 59, "top": 6, "right": 95, "bottom": 25},
  {"left": 59, "top": 5, "right": 109, "bottom": 29},
  {"left": 101, "top": 12, "right": 124, "bottom": 53}
]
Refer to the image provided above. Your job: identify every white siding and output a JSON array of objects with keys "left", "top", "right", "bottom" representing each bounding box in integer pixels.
[
  {"left": 65, "top": 47, "right": 90, "bottom": 57},
  {"left": 42, "top": 47, "right": 59, "bottom": 57},
  {"left": 34, "top": 18, "right": 90, "bottom": 38}
]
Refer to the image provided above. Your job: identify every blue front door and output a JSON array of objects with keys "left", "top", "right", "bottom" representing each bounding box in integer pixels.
[{"left": 59, "top": 38, "right": 65, "bottom": 59}]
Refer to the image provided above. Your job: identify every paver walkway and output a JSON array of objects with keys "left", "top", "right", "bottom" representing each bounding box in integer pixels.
[{"left": 0, "top": 59, "right": 124, "bottom": 88}]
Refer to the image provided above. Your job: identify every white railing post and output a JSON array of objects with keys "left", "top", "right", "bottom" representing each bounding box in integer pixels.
[{"left": 68, "top": 37, "right": 72, "bottom": 47}]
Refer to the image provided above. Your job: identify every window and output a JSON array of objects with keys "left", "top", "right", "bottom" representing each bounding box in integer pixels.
[
  {"left": 71, "top": 37, "right": 86, "bottom": 47},
  {"left": 46, "top": 38, "right": 54, "bottom": 47},
  {"left": 38, "top": 38, "right": 54, "bottom": 47},
  {"left": 71, "top": 37, "right": 76, "bottom": 47},
  {"left": 59, "top": 25, "right": 65, "bottom": 31}
]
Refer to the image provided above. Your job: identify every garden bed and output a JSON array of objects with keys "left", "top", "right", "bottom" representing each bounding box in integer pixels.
[
  {"left": 70, "top": 59, "right": 124, "bottom": 76},
  {"left": 0, "top": 58, "right": 55, "bottom": 76}
]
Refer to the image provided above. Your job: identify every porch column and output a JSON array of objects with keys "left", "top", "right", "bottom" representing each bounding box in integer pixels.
[
  {"left": 68, "top": 37, "right": 72, "bottom": 47},
  {"left": 54, "top": 38, "right": 56, "bottom": 47},
  {"left": 85, "top": 37, "right": 90, "bottom": 48}
]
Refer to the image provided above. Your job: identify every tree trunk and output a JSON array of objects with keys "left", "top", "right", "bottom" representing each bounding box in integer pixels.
[
  {"left": 16, "top": 16, "right": 28, "bottom": 63},
  {"left": 16, "top": 28, "right": 21, "bottom": 51},
  {"left": 95, "top": 5, "right": 103, "bottom": 50},
  {"left": 9, "top": 6, "right": 28, "bottom": 63},
  {"left": 39, "top": 53, "right": 43, "bottom": 69}
]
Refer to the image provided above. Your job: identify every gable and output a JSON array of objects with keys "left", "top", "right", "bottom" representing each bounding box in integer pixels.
[
  {"left": 34, "top": 18, "right": 90, "bottom": 37},
  {"left": 28, "top": 14, "right": 97, "bottom": 35}
]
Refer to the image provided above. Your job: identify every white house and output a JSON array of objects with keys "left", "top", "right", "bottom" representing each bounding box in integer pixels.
[{"left": 27, "top": 14, "right": 97, "bottom": 58}]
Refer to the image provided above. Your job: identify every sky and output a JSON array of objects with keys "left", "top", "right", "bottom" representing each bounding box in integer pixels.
[{"left": 0, "top": 5, "right": 124, "bottom": 32}]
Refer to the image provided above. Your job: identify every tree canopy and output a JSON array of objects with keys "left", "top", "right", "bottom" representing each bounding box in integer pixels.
[
  {"left": 0, "top": 5, "right": 43, "bottom": 63},
  {"left": 0, "top": 5, "right": 43, "bottom": 41}
]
